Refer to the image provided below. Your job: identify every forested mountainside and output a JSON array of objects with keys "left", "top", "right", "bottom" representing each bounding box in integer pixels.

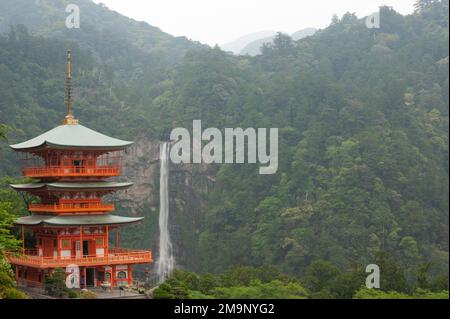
[
  {"left": 0, "top": 0, "right": 448, "bottom": 298},
  {"left": 0, "top": 0, "right": 204, "bottom": 70}
]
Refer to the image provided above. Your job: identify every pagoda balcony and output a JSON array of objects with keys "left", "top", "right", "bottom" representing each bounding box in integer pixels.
[
  {"left": 6, "top": 248, "right": 152, "bottom": 269},
  {"left": 28, "top": 201, "right": 115, "bottom": 214},
  {"left": 22, "top": 165, "right": 120, "bottom": 178}
]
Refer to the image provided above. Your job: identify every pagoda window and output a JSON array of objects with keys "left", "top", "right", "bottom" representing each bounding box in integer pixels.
[
  {"left": 95, "top": 237, "right": 104, "bottom": 247},
  {"left": 61, "top": 239, "right": 71, "bottom": 249}
]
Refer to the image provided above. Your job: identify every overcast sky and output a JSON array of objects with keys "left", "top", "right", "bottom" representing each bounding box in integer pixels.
[{"left": 92, "top": 0, "right": 416, "bottom": 46}]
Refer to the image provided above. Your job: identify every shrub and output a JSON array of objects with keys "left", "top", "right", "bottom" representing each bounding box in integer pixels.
[
  {"left": 67, "top": 290, "right": 79, "bottom": 298},
  {"left": 0, "top": 271, "right": 14, "bottom": 289},
  {"left": 44, "top": 268, "right": 69, "bottom": 297},
  {"left": 80, "top": 290, "right": 98, "bottom": 299},
  {"left": 2, "top": 287, "right": 28, "bottom": 299},
  {"left": 354, "top": 288, "right": 449, "bottom": 299}
]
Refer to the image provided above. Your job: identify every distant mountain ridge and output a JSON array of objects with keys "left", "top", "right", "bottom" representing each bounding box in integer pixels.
[
  {"left": 220, "top": 28, "right": 317, "bottom": 55},
  {"left": 240, "top": 28, "right": 317, "bottom": 56},
  {"left": 220, "top": 30, "right": 278, "bottom": 54}
]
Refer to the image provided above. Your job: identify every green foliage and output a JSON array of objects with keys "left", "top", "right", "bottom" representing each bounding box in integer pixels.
[
  {"left": 219, "top": 265, "right": 293, "bottom": 287},
  {"left": 213, "top": 280, "right": 307, "bottom": 299},
  {"left": 153, "top": 280, "right": 190, "bottom": 299},
  {"left": 0, "top": 272, "right": 27, "bottom": 299},
  {"left": 354, "top": 287, "right": 449, "bottom": 299},
  {"left": 0, "top": 124, "right": 8, "bottom": 141},
  {"left": 44, "top": 268, "right": 69, "bottom": 298},
  {"left": 374, "top": 251, "right": 409, "bottom": 293},
  {"left": 80, "top": 290, "right": 98, "bottom": 299},
  {"left": 198, "top": 273, "right": 217, "bottom": 294},
  {"left": 67, "top": 290, "right": 80, "bottom": 299},
  {"left": 303, "top": 260, "right": 340, "bottom": 296},
  {"left": 0, "top": 202, "right": 21, "bottom": 254},
  {"left": 1, "top": 286, "right": 28, "bottom": 299},
  {"left": 301, "top": 260, "right": 366, "bottom": 299},
  {"left": 153, "top": 268, "right": 307, "bottom": 299},
  {"left": 195, "top": 1, "right": 449, "bottom": 284}
]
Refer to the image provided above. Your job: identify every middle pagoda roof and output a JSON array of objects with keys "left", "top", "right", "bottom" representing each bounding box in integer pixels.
[{"left": 15, "top": 214, "right": 144, "bottom": 226}]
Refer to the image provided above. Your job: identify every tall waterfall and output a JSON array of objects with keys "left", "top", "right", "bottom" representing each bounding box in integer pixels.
[{"left": 157, "top": 142, "right": 174, "bottom": 283}]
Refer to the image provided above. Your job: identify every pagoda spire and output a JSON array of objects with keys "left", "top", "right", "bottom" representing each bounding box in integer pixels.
[{"left": 63, "top": 49, "right": 79, "bottom": 125}]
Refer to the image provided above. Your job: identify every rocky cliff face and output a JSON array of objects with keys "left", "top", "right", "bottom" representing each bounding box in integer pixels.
[
  {"left": 116, "top": 138, "right": 214, "bottom": 270},
  {"left": 119, "top": 138, "right": 160, "bottom": 216}
]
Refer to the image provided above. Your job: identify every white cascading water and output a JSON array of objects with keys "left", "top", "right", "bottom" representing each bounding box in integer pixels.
[{"left": 157, "top": 142, "right": 175, "bottom": 284}]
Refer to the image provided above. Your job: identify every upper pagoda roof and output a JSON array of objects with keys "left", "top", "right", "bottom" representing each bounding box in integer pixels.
[{"left": 9, "top": 124, "right": 133, "bottom": 151}]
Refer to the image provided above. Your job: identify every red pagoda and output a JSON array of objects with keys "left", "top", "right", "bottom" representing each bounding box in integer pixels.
[{"left": 6, "top": 50, "right": 152, "bottom": 290}]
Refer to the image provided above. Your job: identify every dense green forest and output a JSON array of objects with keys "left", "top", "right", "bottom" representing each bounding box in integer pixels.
[{"left": 0, "top": 0, "right": 448, "bottom": 298}]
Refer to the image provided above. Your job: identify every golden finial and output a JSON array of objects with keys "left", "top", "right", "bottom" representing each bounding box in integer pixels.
[{"left": 63, "top": 49, "right": 79, "bottom": 125}]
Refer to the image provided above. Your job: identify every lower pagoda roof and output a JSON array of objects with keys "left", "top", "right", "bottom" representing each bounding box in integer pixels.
[
  {"left": 10, "top": 181, "right": 133, "bottom": 192},
  {"left": 15, "top": 214, "right": 143, "bottom": 226}
]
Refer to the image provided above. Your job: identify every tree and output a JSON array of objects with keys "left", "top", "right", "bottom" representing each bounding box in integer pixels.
[
  {"left": 199, "top": 273, "right": 217, "bottom": 293},
  {"left": 0, "top": 202, "right": 21, "bottom": 255},
  {"left": 374, "top": 251, "right": 408, "bottom": 293},
  {"left": 331, "top": 14, "right": 340, "bottom": 25},
  {"left": 416, "top": 263, "right": 432, "bottom": 290},
  {"left": 44, "top": 268, "right": 69, "bottom": 298},
  {"left": 272, "top": 33, "right": 295, "bottom": 56},
  {"left": 303, "top": 260, "right": 340, "bottom": 297},
  {"left": 0, "top": 124, "right": 8, "bottom": 141},
  {"left": 414, "top": 0, "right": 437, "bottom": 12}
]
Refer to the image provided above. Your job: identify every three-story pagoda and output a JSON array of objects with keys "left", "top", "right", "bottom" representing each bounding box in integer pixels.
[{"left": 6, "top": 50, "right": 152, "bottom": 290}]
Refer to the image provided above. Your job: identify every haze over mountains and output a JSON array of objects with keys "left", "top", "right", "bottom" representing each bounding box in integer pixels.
[
  {"left": 241, "top": 28, "right": 318, "bottom": 56},
  {"left": 221, "top": 28, "right": 317, "bottom": 55},
  {"left": 0, "top": 0, "right": 205, "bottom": 69}
]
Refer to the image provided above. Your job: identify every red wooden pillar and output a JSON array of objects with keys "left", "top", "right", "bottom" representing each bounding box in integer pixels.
[
  {"left": 105, "top": 225, "right": 109, "bottom": 255},
  {"left": 83, "top": 267, "right": 87, "bottom": 288},
  {"left": 127, "top": 264, "right": 132, "bottom": 286},
  {"left": 80, "top": 225, "right": 83, "bottom": 257},
  {"left": 21, "top": 225, "right": 25, "bottom": 255},
  {"left": 112, "top": 265, "right": 116, "bottom": 288}
]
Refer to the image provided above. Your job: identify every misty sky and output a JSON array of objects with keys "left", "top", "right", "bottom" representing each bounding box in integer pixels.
[{"left": 92, "top": 0, "right": 417, "bottom": 46}]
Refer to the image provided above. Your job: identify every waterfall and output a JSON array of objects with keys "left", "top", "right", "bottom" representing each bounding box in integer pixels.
[{"left": 157, "top": 142, "right": 174, "bottom": 284}]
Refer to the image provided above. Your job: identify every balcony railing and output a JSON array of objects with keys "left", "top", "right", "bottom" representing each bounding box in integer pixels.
[
  {"left": 22, "top": 165, "right": 120, "bottom": 178},
  {"left": 28, "top": 202, "right": 115, "bottom": 214},
  {"left": 6, "top": 248, "right": 152, "bottom": 269}
]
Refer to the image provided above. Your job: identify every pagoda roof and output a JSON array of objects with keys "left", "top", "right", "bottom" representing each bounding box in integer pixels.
[
  {"left": 15, "top": 214, "right": 143, "bottom": 226},
  {"left": 10, "top": 124, "right": 133, "bottom": 151},
  {"left": 10, "top": 181, "right": 133, "bottom": 191}
]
